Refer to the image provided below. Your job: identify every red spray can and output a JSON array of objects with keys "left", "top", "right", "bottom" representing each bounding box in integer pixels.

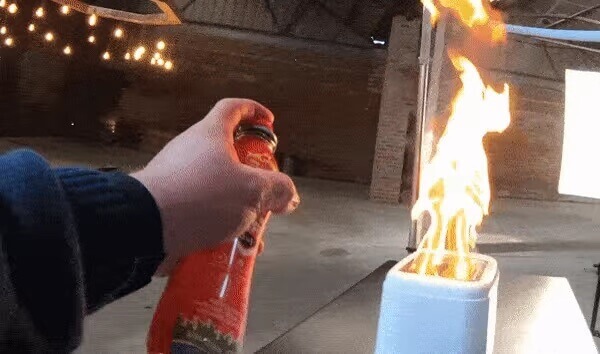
[{"left": 147, "top": 120, "right": 280, "bottom": 353}]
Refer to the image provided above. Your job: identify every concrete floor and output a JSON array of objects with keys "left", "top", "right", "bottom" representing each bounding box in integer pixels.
[{"left": 0, "top": 137, "right": 598, "bottom": 352}]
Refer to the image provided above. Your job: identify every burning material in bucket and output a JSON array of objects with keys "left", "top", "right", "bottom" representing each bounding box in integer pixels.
[
  {"left": 410, "top": 52, "right": 510, "bottom": 280},
  {"left": 376, "top": 0, "right": 509, "bottom": 352},
  {"left": 375, "top": 250, "right": 499, "bottom": 354}
]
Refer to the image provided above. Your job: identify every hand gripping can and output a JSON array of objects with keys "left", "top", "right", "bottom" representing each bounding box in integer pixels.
[{"left": 147, "top": 120, "right": 280, "bottom": 354}]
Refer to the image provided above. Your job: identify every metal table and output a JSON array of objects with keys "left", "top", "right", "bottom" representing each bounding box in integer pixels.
[{"left": 258, "top": 261, "right": 598, "bottom": 354}]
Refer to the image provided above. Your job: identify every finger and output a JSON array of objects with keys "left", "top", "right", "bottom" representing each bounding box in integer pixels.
[
  {"left": 241, "top": 165, "right": 300, "bottom": 214},
  {"left": 208, "top": 98, "right": 275, "bottom": 138}
]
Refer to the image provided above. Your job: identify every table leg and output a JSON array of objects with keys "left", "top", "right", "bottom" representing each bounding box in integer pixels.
[{"left": 592, "top": 263, "right": 600, "bottom": 338}]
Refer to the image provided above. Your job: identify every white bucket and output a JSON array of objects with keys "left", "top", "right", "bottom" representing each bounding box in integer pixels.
[{"left": 374, "top": 251, "right": 499, "bottom": 354}]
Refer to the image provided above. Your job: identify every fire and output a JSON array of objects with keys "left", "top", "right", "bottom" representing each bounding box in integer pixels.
[
  {"left": 410, "top": 53, "right": 510, "bottom": 281},
  {"left": 422, "top": 0, "right": 506, "bottom": 42},
  {"left": 410, "top": 0, "right": 511, "bottom": 280},
  {"left": 422, "top": 0, "right": 440, "bottom": 24}
]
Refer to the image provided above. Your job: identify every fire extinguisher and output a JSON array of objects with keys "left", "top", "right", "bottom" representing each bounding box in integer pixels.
[{"left": 147, "top": 119, "right": 280, "bottom": 353}]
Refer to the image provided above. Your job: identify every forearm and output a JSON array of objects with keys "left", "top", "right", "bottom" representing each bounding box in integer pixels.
[
  {"left": 0, "top": 150, "right": 84, "bottom": 352},
  {"left": 0, "top": 150, "right": 165, "bottom": 352},
  {"left": 55, "top": 168, "right": 165, "bottom": 312}
]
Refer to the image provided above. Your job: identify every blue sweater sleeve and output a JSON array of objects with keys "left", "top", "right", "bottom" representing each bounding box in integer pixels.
[{"left": 0, "top": 149, "right": 164, "bottom": 352}]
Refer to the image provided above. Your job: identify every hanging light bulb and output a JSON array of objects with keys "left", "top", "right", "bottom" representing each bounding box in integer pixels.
[
  {"left": 7, "top": 3, "right": 17, "bottom": 14},
  {"left": 44, "top": 32, "right": 54, "bottom": 42},
  {"left": 88, "top": 14, "right": 98, "bottom": 26},
  {"left": 28, "top": 24, "right": 35, "bottom": 32},
  {"left": 153, "top": 52, "right": 161, "bottom": 60},
  {"left": 150, "top": 58, "right": 157, "bottom": 65},
  {"left": 156, "top": 41, "right": 166, "bottom": 51},
  {"left": 63, "top": 46, "right": 72, "bottom": 55},
  {"left": 164, "top": 61, "right": 173, "bottom": 71},
  {"left": 157, "top": 58, "right": 165, "bottom": 66},
  {"left": 4, "top": 37, "right": 14, "bottom": 46},
  {"left": 102, "top": 51, "right": 110, "bottom": 60},
  {"left": 60, "top": 5, "right": 70, "bottom": 15},
  {"left": 35, "top": 7, "right": 44, "bottom": 18},
  {"left": 0, "top": 0, "right": 6, "bottom": 8},
  {"left": 88, "top": 35, "right": 96, "bottom": 43},
  {"left": 124, "top": 52, "right": 131, "bottom": 60},
  {"left": 133, "top": 46, "right": 146, "bottom": 61},
  {"left": 113, "top": 28, "right": 124, "bottom": 38},
  {"left": 0, "top": 27, "right": 6, "bottom": 35}
]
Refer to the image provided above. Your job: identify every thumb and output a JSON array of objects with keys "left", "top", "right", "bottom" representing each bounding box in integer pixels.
[{"left": 243, "top": 167, "right": 300, "bottom": 214}]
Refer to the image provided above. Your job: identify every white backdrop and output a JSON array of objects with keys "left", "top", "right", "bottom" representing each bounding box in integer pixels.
[{"left": 559, "top": 69, "right": 600, "bottom": 200}]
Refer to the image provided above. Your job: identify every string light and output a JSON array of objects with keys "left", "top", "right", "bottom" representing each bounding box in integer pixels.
[
  {"left": 133, "top": 46, "right": 146, "bottom": 61},
  {"left": 0, "top": 5, "right": 178, "bottom": 71},
  {"left": 88, "top": 14, "right": 97, "bottom": 26},
  {"left": 108, "top": 119, "right": 116, "bottom": 134}
]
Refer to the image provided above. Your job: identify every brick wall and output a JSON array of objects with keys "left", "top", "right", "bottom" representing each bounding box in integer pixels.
[
  {"left": 487, "top": 76, "right": 566, "bottom": 201},
  {"left": 118, "top": 26, "right": 386, "bottom": 184},
  {"left": 6, "top": 8, "right": 599, "bottom": 202},
  {"left": 485, "top": 39, "right": 598, "bottom": 202},
  {"left": 5, "top": 25, "right": 386, "bottom": 184}
]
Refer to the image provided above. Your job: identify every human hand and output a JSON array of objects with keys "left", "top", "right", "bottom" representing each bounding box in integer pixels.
[{"left": 131, "top": 99, "right": 299, "bottom": 273}]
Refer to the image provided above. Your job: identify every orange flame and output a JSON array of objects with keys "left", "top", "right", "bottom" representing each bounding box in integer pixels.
[
  {"left": 422, "top": 0, "right": 506, "bottom": 42},
  {"left": 410, "top": 53, "right": 510, "bottom": 280}
]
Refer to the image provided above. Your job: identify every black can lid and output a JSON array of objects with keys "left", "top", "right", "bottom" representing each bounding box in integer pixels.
[{"left": 235, "top": 124, "right": 278, "bottom": 152}]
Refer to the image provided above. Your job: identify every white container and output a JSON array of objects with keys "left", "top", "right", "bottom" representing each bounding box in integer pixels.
[{"left": 374, "top": 251, "right": 499, "bottom": 354}]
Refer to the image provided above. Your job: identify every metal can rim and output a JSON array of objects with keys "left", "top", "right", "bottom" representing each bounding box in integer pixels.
[{"left": 235, "top": 124, "right": 278, "bottom": 152}]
